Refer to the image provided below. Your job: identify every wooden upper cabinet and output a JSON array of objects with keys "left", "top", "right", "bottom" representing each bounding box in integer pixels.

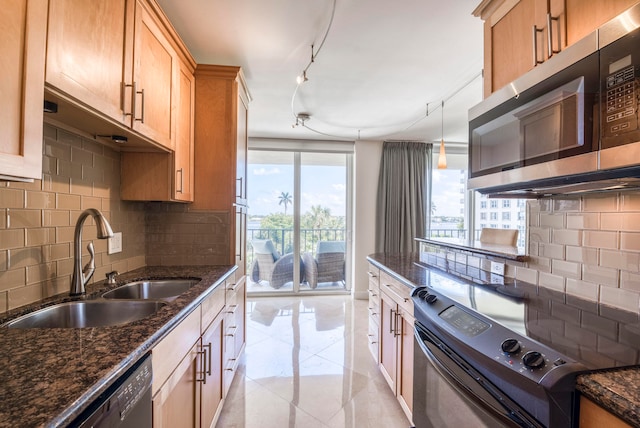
[
  {"left": 120, "top": 58, "right": 193, "bottom": 202},
  {"left": 192, "top": 65, "right": 251, "bottom": 212},
  {"left": 489, "top": 0, "right": 539, "bottom": 94},
  {"left": 475, "top": 0, "right": 636, "bottom": 96},
  {"left": 131, "top": 0, "right": 176, "bottom": 150},
  {"left": 0, "top": 0, "right": 47, "bottom": 180},
  {"left": 565, "top": 0, "right": 639, "bottom": 46},
  {"left": 174, "top": 62, "right": 195, "bottom": 202},
  {"left": 45, "top": 0, "right": 178, "bottom": 150},
  {"left": 46, "top": 0, "right": 134, "bottom": 126}
]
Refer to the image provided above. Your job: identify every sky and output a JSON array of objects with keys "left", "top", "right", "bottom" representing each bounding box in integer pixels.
[
  {"left": 248, "top": 163, "right": 346, "bottom": 217},
  {"left": 430, "top": 168, "right": 466, "bottom": 218},
  {"left": 247, "top": 155, "right": 464, "bottom": 219}
]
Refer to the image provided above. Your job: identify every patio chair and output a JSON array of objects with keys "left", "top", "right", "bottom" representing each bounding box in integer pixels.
[
  {"left": 302, "top": 240, "right": 345, "bottom": 289},
  {"left": 249, "top": 239, "right": 303, "bottom": 289}
]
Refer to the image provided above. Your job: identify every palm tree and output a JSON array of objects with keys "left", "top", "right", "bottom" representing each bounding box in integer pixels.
[{"left": 278, "top": 191, "right": 292, "bottom": 215}]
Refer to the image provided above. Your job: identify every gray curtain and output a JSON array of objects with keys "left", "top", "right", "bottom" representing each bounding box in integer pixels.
[{"left": 375, "top": 141, "right": 432, "bottom": 253}]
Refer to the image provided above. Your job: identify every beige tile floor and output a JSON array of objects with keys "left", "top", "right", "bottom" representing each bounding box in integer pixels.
[{"left": 215, "top": 295, "right": 412, "bottom": 428}]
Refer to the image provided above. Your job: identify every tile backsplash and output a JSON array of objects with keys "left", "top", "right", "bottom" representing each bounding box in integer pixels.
[
  {"left": 517, "top": 195, "right": 640, "bottom": 313},
  {"left": 0, "top": 124, "right": 229, "bottom": 314}
]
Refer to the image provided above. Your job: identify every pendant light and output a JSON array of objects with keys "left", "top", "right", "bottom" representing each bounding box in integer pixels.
[{"left": 438, "top": 100, "right": 447, "bottom": 169}]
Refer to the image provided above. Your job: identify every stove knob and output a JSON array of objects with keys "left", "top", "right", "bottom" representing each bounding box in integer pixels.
[
  {"left": 416, "top": 289, "right": 430, "bottom": 299},
  {"left": 522, "top": 351, "right": 545, "bottom": 369},
  {"left": 500, "top": 338, "right": 521, "bottom": 355},
  {"left": 425, "top": 294, "right": 438, "bottom": 304}
]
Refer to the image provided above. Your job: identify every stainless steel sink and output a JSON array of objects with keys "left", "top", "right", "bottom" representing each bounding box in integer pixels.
[
  {"left": 102, "top": 279, "right": 200, "bottom": 301},
  {"left": 3, "top": 300, "right": 166, "bottom": 329}
]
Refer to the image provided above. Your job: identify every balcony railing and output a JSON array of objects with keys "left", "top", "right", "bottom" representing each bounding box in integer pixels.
[{"left": 247, "top": 228, "right": 346, "bottom": 259}]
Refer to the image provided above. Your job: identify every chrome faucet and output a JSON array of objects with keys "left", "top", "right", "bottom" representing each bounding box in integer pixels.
[{"left": 70, "top": 208, "right": 114, "bottom": 296}]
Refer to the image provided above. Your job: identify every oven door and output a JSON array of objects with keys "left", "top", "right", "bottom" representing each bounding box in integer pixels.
[{"left": 413, "top": 322, "right": 542, "bottom": 428}]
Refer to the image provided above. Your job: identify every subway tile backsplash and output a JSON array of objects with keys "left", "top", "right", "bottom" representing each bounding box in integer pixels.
[
  {"left": 0, "top": 124, "right": 230, "bottom": 314},
  {"left": 421, "top": 193, "right": 640, "bottom": 314},
  {"left": 522, "top": 195, "right": 640, "bottom": 313}
]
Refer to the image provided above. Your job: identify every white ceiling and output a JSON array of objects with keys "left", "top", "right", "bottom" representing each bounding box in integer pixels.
[{"left": 157, "top": 0, "right": 484, "bottom": 144}]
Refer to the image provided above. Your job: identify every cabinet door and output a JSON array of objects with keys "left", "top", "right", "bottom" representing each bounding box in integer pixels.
[
  {"left": 397, "top": 310, "right": 414, "bottom": 419},
  {"left": 236, "top": 91, "right": 249, "bottom": 205},
  {"left": 1, "top": 0, "right": 47, "bottom": 180},
  {"left": 46, "top": 0, "right": 133, "bottom": 124},
  {"left": 152, "top": 340, "right": 202, "bottom": 428},
  {"left": 379, "top": 294, "right": 397, "bottom": 391},
  {"left": 579, "top": 396, "right": 632, "bottom": 428},
  {"left": 491, "top": 0, "right": 540, "bottom": 92},
  {"left": 201, "top": 316, "right": 224, "bottom": 428},
  {"left": 565, "top": 0, "right": 638, "bottom": 46},
  {"left": 132, "top": 1, "right": 175, "bottom": 149},
  {"left": 232, "top": 278, "right": 246, "bottom": 359},
  {"left": 174, "top": 61, "right": 195, "bottom": 202}
]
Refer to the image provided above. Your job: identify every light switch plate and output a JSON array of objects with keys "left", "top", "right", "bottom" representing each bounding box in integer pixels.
[
  {"left": 490, "top": 261, "right": 505, "bottom": 276},
  {"left": 108, "top": 232, "right": 122, "bottom": 254}
]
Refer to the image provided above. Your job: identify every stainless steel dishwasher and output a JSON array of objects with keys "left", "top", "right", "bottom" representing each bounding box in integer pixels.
[{"left": 69, "top": 353, "right": 153, "bottom": 428}]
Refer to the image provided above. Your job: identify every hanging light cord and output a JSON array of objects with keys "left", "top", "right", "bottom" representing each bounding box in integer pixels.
[
  {"left": 290, "top": 0, "right": 481, "bottom": 140},
  {"left": 291, "top": 0, "right": 337, "bottom": 122}
]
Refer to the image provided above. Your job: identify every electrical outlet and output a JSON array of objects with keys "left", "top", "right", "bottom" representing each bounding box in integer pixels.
[
  {"left": 490, "top": 261, "right": 505, "bottom": 276},
  {"left": 108, "top": 232, "right": 122, "bottom": 254}
]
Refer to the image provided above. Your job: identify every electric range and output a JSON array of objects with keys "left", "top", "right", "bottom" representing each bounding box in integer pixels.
[{"left": 411, "top": 263, "right": 640, "bottom": 427}]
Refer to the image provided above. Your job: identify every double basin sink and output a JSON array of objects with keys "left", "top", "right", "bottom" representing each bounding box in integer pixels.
[{"left": 3, "top": 279, "right": 200, "bottom": 329}]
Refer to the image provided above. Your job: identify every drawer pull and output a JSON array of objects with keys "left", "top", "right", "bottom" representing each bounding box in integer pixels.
[
  {"left": 367, "top": 271, "right": 377, "bottom": 278},
  {"left": 384, "top": 283, "right": 409, "bottom": 303}
]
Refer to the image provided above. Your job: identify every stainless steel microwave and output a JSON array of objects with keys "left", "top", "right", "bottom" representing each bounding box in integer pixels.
[{"left": 468, "top": 2, "right": 640, "bottom": 197}]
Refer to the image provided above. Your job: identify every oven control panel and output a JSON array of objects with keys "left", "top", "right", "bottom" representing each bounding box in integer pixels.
[{"left": 412, "top": 287, "right": 584, "bottom": 385}]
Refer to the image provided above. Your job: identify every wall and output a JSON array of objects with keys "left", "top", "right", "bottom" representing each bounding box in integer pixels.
[
  {"left": 145, "top": 203, "right": 229, "bottom": 266},
  {"left": 516, "top": 194, "right": 640, "bottom": 313},
  {"left": 353, "top": 140, "right": 383, "bottom": 299},
  {"left": 0, "top": 124, "right": 146, "bottom": 313},
  {"left": 0, "top": 124, "right": 231, "bottom": 314}
]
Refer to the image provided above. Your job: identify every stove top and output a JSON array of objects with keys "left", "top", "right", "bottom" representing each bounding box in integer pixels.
[{"left": 413, "top": 264, "right": 640, "bottom": 371}]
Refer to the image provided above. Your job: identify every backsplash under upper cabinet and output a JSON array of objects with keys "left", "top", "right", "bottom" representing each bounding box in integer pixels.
[
  {"left": 518, "top": 194, "right": 640, "bottom": 313},
  {"left": 0, "top": 124, "right": 232, "bottom": 315},
  {"left": 0, "top": 124, "right": 147, "bottom": 313}
]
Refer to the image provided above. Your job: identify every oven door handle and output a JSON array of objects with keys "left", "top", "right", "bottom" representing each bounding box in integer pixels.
[{"left": 414, "top": 325, "right": 542, "bottom": 428}]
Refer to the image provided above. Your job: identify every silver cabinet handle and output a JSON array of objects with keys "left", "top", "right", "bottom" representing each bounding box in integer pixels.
[
  {"left": 122, "top": 82, "right": 136, "bottom": 118},
  {"left": 389, "top": 308, "right": 396, "bottom": 335},
  {"left": 546, "top": 13, "right": 561, "bottom": 57},
  {"left": 532, "top": 25, "right": 544, "bottom": 66},
  {"left": 176, "top": 168, "right": 184, "bottom": 193},
  {"left": 135, "top": 87, "right": 145, "bottom": 123}
]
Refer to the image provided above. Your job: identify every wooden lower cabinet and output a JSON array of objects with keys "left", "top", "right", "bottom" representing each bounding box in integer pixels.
[
  {"left": 152, "top": 339, "right": 201, "bottom": 428},
  {"left": 376, "top": 270, "right": 414, "bottom": 422},
  {"left": 223, "top": 276, "right": 246, "bottom": 393},
  {"left": 579, "top": 396, "right": 632, "bottom": 428},
  {"left": 152, "top": 271, "right": 245, "bottom": 428},
  {"left": 367, "top": 264, "right": 381, "bottom": 362},
  {"left": 200, "top": 315, "right": 224, "bottom": 428}
]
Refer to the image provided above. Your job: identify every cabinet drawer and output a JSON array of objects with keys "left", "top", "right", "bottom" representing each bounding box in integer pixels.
[
  {"left": 201, "top": 282, "right": 225, "bottom": 334},
  {"left": 367, "top": 264, "right": 380, "bottom": 287},
  {"left": 379, "top": 271, "right": 413, "bottom": 316},
  {"left": 152, "top": 306, "right": 201, "bottom": 395},
  {"left": 368, "top": 298, "right": 380, "bottom": 326},
  {"left": 368, "top": 319, "right": 379, "bottom": 362}
]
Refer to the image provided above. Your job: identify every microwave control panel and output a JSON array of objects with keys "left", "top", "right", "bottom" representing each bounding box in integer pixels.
[
  {"left": 604, "top": 64, "right": 638, "bottom": 136},
  {"left": 601, "top": 25, "right": 640, "bottom": 148}
]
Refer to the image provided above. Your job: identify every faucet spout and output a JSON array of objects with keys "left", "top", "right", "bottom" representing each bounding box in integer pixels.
[{"left": 70, "top": 208, "right": 114, "bottom": 296}]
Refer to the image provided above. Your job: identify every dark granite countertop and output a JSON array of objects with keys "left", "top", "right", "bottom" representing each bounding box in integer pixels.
[
  {"left": 0, "top": 265, "right": 236, "bottom": 428},
  {"left": 577, "top": 368, "right": 640, "bottom": 427},
  {"left": 368, "top": 252, "right": 640, "bottom": 427}
]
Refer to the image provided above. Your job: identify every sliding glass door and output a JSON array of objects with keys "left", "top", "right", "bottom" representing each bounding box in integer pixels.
[{"left": 246, "top": 141, "right": 353, "bottom": 296}]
